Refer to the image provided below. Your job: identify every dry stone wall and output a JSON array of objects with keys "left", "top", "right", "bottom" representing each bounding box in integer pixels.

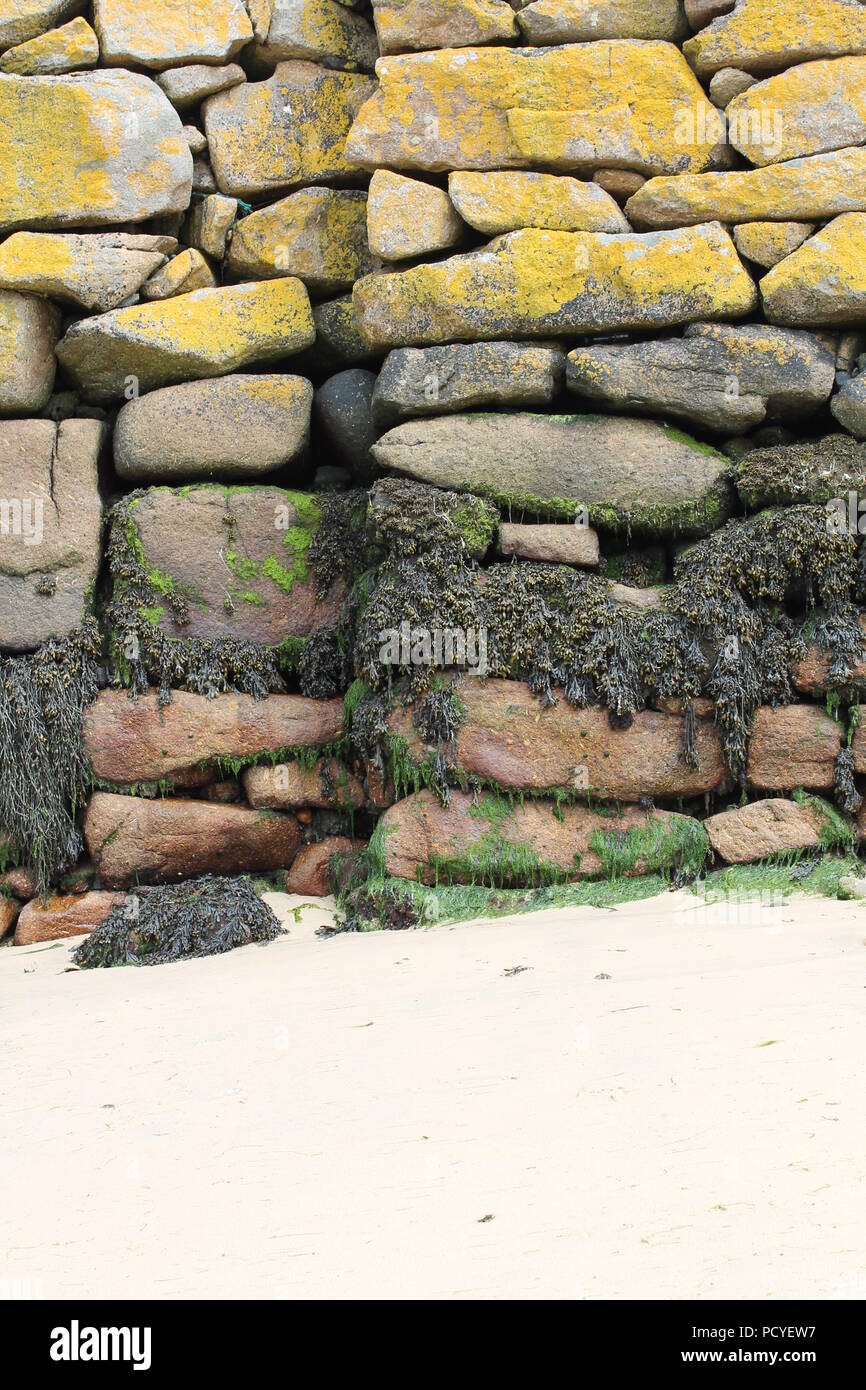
[{"left": 2, "top": 0, "right": 866, "bottom": 939}]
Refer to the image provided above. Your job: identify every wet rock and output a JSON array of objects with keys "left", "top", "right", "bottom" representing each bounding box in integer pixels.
[
  {"left": 353, "top": 224, "right": 756, "bottom": 348},
  {"left": 244, "top": 758, "right": 365, "bottom": 811},
  {"left": 372, "top": 412, "right": 733, "bottom": 537},
  {"left": 314, "top": 369, "right": 378, "bottom": 474},
  {"left": 92, "top": 0, "right": 253, "bottom": 67},
  {"left": 761, "top": 214, "right": 866, "bottom": 328},
  {"left": 113, "top": 374, "right": 314, "bottom": 481},
  {"left": 84, "top": 792, "right": 300, "bottom": 887},
  {"left": 448, "top": 170, "right": 628, "bottom": 235},
  {"left": 285, "top": 835, "right": 367, "bottom": 895},
  {"left": 84, "top": 689, "right": 345, "bottom": 785},
  {"left": 0, "top": 232, "right": 172, "bottom": 313},
  {"left": 13, "top": 891, "right": 124, "bottom": 945},
  {"left": 793, "top": 616, "right": 866, "bottom": 696},
  {"left": 366, "top": 170, "right": 465, "bottom": 262},
  {"left": 0, "top": 290, "right": 60, "bottom": 413},
  {"left": 498, "top": 523, "right": 600, "bottom": 566},
  {"left": 372, "top": 341, "right": 565, "bottom": 424},
  {"left": 227, "top": 187, "right": 374, "bottom": 293},
  {"left": 566, "top": 322, "right": 835, "bottom": 434},
  {"left": 0, "top": 418, "right": 103, "bottom": 652},
  {"left": 746, "top": 705, "right": 843, "bottom": 793},
  {"left": 704, "top": 797, "right": 829, "bottom": 864},
  {"left": 733, "top": 220, "right": 815, "bottom": 269}
]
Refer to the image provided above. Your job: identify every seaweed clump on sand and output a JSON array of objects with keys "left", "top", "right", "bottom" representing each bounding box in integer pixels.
[
  {"left": 73, "top": 875, "right": 283, "bottom": 968},
  {"left": 0, "top": 622, "right": 100, "bottom": 894}
]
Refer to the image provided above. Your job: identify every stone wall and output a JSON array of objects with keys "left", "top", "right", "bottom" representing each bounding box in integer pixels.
[{"left": 2, "top": 0, "right": 866, "bottom": 941}]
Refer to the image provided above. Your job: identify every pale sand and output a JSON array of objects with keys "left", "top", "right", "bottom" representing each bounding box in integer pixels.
[{"left": 1, "top": 888, "right": 864, "bottom": 1301}]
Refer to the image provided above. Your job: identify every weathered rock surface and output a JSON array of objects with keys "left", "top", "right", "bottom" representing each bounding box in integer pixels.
[
  {"left": 227, "top": 188, "right": 374, "bottom": 293},
  {"left": 0, "top": 0, "right": 83, "bottom": 50},
  {"left": 13, "top": 891, "right": 124, "bottom": 945},
  {"left": 746, "top": 705, "right": 843, "bottom": 792},
  {"left": 366, "top": 170, "right": 465, "bottom": 262},
  {"left": 0, "top": 418, "right": 103, "bottom": 652},
  {"left": 140, "top": 247, "right": 216, "bottom": 301},
  {"left": 92, "top": 0, "right": 253, "bottom": 68},
  {"left": 0, "top": 896, "right": 21, "bottom": 940},
  {"left": 683, "top": 0, "right": 866, "bottom": 77},
  {"left": 84, "top": 689, "right": 345, "bottom": 784},
  {"left": 832, "top": 374, "right": 866, "bottom": 439},
  {"left": 84, "top": 793, "right": 300, "bottom": 887},
  {"left": 250, "top": 0, "right": 379, "bottom": 70},
  {"left": 119, "top": 484, "right": 346, "bottom": 645},
  {"left": 708, "top": 66, "right": 756, "bottom": 107},
  {"left": 381, "top": 789, "right": 705, "bottom": 885},
  {"left": 704, "top": 797, "right": 829, "bottom": 864},
  {"left": 204, "top": 60, "right": 375, "bottom": 199},
  {"left": 626, "top": 148, "right": 866, "bottom": 228},
  {"left": 367, "top": 475, "right": 498, "bottom": 560},
  {"left": 850, "top": 717, "right": 866, "bottom": 774},
  {"left": 156, "top": 61, "right": 245, "bottom": 109},
  {"left": 727, "top": 57, "right": 866, "bottom": 166},
  {"left": 0, "top": 289, "right": 60, "bottom": 413},
  {"left": 243, "top": 758, "right": 365, "bottom": 810},
  {"left": 372, "top": 341, "right": 565, "bottom": 423},
  {"left": 0, "top": 69, "right": 192, "bottom": 233},
  {"left": 760, "top": 214, "right": 866, "bottom": 328},
  {"left": 735, "top": 433, "right": 866, "bottom": 508},
  {"left": 185, "top": 194, "right": 238, "bottom": 260},
  {"left": 372, "top": 0, "right": 517, "bottom": 53},
  {"left": 592, "top": 168, "right": 646, "bottom": 204},
  {"left": 285, "top": 835, "right": 366, "bottom": 895},
  {"left": 372, "top": 413, "right": 732, "bottom": 535},
  {"left": 498, "top": 523, "right": 600, "bottom": 565},
  {"left": 448, "top": 170, "right": 628, "bottom": 235},
  {"left": 793, "top": 616, "right": 866, "bottom": 696},
  {"left": 389, "top": 679, "right": 728, "bottom": 798},
  {"left": 566, "top": 322, "right": 835, "bottom": 434},
  {"left": 0, "top": 231, "right": 173, "bottom": 313},
  {"left": 346, "top": 41, "right": 728, "bottom": 175},
  {"left": 56, "top": 278, "right": 315, "bottom": 400},
  {"left": 113, "top": 375, "right": 314, "bottom": 481},
  {"left": 353, "top": 225, "right": 757, "bottom": 349},
  {"left": 733, "top": 220, "right": 815, "bottom": 269},
  {"left": 314, "top": 369, "right": 378, "bottom": 474},
  {"left": 517, "top": 0, "right": 688, "bottom": 43},
  {"left": 0, "top": 17, "right": 98, "bottom": 74}
]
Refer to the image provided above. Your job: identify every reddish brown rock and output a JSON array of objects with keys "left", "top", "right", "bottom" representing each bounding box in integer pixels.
[
  {"left": 13, "top": 891, "right": 124, "bottom": 945},
  {"left": 243, "top": 758, "right": 365, "bottom": 811},
  {"left": 0, "top": 896, "right": 21, "bottom": 940},
  {"left": 389, "top": 679, "right": 727, "bottom": 800},
  {"left": 793, "top": 617, "right": 866, "bottom": 695},
  {"left": 849, "top": 720, "right": 866, "bottom": 775},
  {"left": 0, "top": 865, "right": 37, "bottom": 898},
  {"left": 498, "top": 523, "right": 600, "bottom": 566},
  {"left": 746, "top": 706, "right": 842, "bottom": 792},
  {"left": 285, "top": 836, "right": 367, "bottom": 895},
  {"left": 592, "top": 168, "right": 646, "bottom": 204},
  {"left": 84, "top": 792, "right": 299, "bottom": 887},
  {"left": 704, "top": 797, "right": 829, "bottom": 864},
  {"left": 84, "top": 690, "right": 345, "bottom": 785},
  {"left": 199, "top": 780, "right": 242, "bottom": 803},
  {"left": 381, "top": 789, "right": 705, "bottom": 885},
  {"left": 655, "top": 695, "right": 715, "bottom": 718}
]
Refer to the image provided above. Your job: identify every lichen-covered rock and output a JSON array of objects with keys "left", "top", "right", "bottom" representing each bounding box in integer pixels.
[
  {"left": 227, "top": 187, "right": 374, "bottom": 293},
  {"left": 727, "top": 57, "right": 866, "bottom": 167},
  {"left": 155, "top": 61, "right": 245, "bottom": 109},
  {"left": 366, "top": 170, "right": 465, "bottom": 262},
  {"left": 372, "top": 341, "right": 565, "bottom": 424},
  {"left": 115, "top": 484, "right": 346, "bottom": 647},
  {"left": 0, "top": 0, "right": 83, "bottom": 50},
  {"left": 84, "top": 792, "right": 300, "bottom": 887},
  {"left": 140, "top": 247, "right": 217, "bottom": 300},
  {"left": 498, "top": 522, "right": 600, "bottom": 566},
  {"left": 733, "top": 220, "right": 815, "bottom": 268},
  {"left": 203, "top": 60, "right": 375, "bottom": 199},
  {"left": 56, "top": 278, "right": 315, "bottom": 400},
  {"left": 0, "top": 17, "right": 98, "bottom": 74},
  {"left": 448, "top": 170, "right": 628, "bottom": 235},
  {"left": 832, "top": 374, "right": 866, "bottom": 439},
  {"left": 0, "top": 69, "right": 192, "bottom": 233},
  {"left": 346, "top": 41, "right": 728, "bottom": 175},
  {"left": 243, "top": 758, "right": 365, "bottom": 810},
  {"left": 566, "top": 322, "right": 835, "bottom": 434},
  {"left": 704, "top": 797, "right": 830, "bottom": 864},
  {"left": 113, "top": 375, "right": 314, "bottom": 481},
  {"left": 735, "top": 433, "right": 866, "bottom": 508},
  {"left": 626, "top": 147, "right": 866, "bottom": 228},
  {"left": 353, "top": 225, "right": 756, "bottom": 349},
  {"left": 760, "top": 214, "right": 866, "bottom": 328},
  {"left": 395, "top": 679, "right": 725, "bottom": 799},
  {"left": 746, "top": 705, "right": 843, "bottom": 792},
  {"left": 381, "top": 789, "right": 705, "bottom": 885},
  {"left": 683, "top": 0, "right": 866, "bottom": 77},
  {"left": 249, "top": 0, "right": 379, "bottom": 70},
  {"left": 0, "top": 419, "right": 103, "bottom": 652},
  {"left": 517, "top": 0, "right": 688, "bottom": 43},
  {"left": 13, "top": 891, "right": 124, "bottom": 945},
  {"left": 372, "top": 412, "right": 732, "bottom": 535},
  {"left": 84, "top": 689, "right": 345, "bottom": 784},
  {"left": 92, "top": 0, "right": 253, "bottom": 68},
  {"left": 0, "top": 289, "right": 60, "bottom": 413},
  {"left": 184, "top": 194, "right": 237, "bottom": 260},
  {"left": 372, "top": 0, "right": 518, "bottom": 54},
  {"left": 0, "top": 231, "right": 174, "bottom": 312}
]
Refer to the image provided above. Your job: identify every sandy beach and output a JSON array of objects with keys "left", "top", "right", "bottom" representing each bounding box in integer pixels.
[{"left": 2, "top": 888, "right": 864, "bottom": 1301}]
